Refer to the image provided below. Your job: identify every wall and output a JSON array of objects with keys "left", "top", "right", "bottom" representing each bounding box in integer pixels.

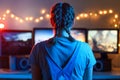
[{"left": 0, "top": 0, "right": 120, "bottom": 30}]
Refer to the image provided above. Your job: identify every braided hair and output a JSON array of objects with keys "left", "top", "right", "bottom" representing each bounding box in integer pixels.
[{"left": 50, "top": 2, "right": 75, "bottom": 44}]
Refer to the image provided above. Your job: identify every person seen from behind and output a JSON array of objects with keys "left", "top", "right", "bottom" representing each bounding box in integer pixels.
[{"left": 29, "top": 2, "right": 96, "bottom": 80}]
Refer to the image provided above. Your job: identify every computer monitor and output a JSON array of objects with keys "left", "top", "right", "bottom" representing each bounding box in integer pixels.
[
  {"left": 33, "top": 28, "right": 54, "bottom": 45},
  {"left": 71, "top": 28, "right": 87, "bottom": 42},
  {"left": 33, "top": 28, "right": 87, "bottom": 45},
  {"left": 1, "top": 30, "right": 32, "bottom": 56},
  {"left": 87, "top": 29, "right": 119, "bottom": 58}
]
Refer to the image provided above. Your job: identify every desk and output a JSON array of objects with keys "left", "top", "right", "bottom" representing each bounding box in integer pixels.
[
  {"left": 0, "top": 69, "right": 120, "bottom": 80},
  {"left": 93, "top": 72, "right": 120, "bottom": 80},
  {"left": 0, "top": 69, "right": 31, "bottom": 80}
]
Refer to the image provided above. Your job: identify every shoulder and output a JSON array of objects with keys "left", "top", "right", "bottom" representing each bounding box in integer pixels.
[
  {"left": 76, "top": 40, "right": 90, "bottom": 47},
  {"left": 34, "top": 41, "right": 47, "bottom": 48},
  {"left": 30, "top": 41, "right": 48, "bottom": 59},
  {"left": 31, "top": 41, "right": 47, "bottom": 54},
  {"left": 75, "top": 40, "right": 93, "bottom": 55}
]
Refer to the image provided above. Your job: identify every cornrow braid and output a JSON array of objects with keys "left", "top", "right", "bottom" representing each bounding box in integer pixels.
[
  {"left": 64, "top": 27, "right": 75, "bottom": 42},
  {"left": 50, "top": 3, "right": 63, "bottom": 28},
  {"left": 50, "top": 2, "right": 75, "bottom": 44}
]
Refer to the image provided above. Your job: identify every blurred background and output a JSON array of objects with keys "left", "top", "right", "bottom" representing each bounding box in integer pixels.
[{"left": 0, "top": 0, "right": 120, "bottom": 30}]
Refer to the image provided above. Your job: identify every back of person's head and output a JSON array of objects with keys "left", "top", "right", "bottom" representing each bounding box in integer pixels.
[{"left": 50, "top": 2, "right": 75, "bottom": 43}]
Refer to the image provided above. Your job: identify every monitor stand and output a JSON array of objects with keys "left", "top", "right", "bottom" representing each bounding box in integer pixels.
[{"left": 100, "top": 53, "right": 108, "bottom": 59}]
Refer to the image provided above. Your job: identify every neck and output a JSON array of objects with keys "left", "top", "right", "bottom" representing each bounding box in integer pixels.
[{"left": 56, "top": 30, "right": 69, "bottom": 37}]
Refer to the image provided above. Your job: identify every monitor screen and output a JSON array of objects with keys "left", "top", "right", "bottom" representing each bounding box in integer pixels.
[
  {"left": 87, "top": 29, "right": 119, "bottom": 53},
  {"left": 33, "top": 28, "right": 54, "bottom": 45},
  {"left": 33, "top": 28, "right": 87, "bottom": 45},
  {"left": 1, "top": 30, "right": 32, "bottom": 56},
  {"left": 71, "top": 28, "right": 87, "bottom": 42}
]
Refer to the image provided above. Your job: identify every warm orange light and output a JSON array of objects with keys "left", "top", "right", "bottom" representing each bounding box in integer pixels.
[
  {"left": 94, "top": 13, "right": 98, "bottom": 17},
  {"left": 41, "top": 9, "right": 46, "bottom": 14},
  {"left": 114, "top": 24, "right": 118, "bottom": 27},
  {"left": 84, "top": 13, "right": 88, "bottom": 18},
  {"left": 113, "top": 19, "right": 116, "bottom": 22},
  {"left": 29, "top": 17, "right": 33, "bottom": 21},
  {"left": 15, "top": 17, "right": 19, "bottom": 20},
  {"left": 80, "top": 14, "right": 84, "bottom": 18},
  {"left": 19, "top": 19, "right": 24, "bottom": 23},
  {"left": 118, "top": 43, "right": 120, "bottom": 47},
  {"left": 0, "top": 9, "right": 118, "bottom": 25},
  {"left": 99, "top": 10, "right": 103, "bottom": 15},
  {"left": 11, "top": 14, "right": 15, "bottom": 18},
  {"left": 2, "top": 18, "right": 5, "bottom": 20},
  {"left": 0, "top": 23, "right": 5, "bottom": 29},
  {"left": 6, "top": 10, "right": 10, "bottom": 14},
  {"left": 39, "top": 16, "right": 44, "bottom": 20},
  {"left": 45, "top": 14, "right": 50, "bottom": 19},
  {"left": 76, "top": 16, "right": 80, "bottom": 20},
  {"left": 25, "top": 17, "right": 29, "bottom": 21},
  {"left": 89, "top": 13, "right": 93, "bottom": 16},
  {"left": 103, "top": 10, "right": 107, "bottom": 14},
  {"left": 35, "top": 19, "right": 40, "bottom": 23},
  {"left": 115, "top": 14, "right": 118, "bottom": 18},
  {"left": 3, "top": 14, "right": 6, "bottom": 17},
  {"left": 109, "top": 9, "right": 113, "bottom": 13}
]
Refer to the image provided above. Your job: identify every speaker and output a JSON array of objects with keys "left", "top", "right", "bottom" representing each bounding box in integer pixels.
[
  {"left": 9, "top": 56, "right": 30, "bottom": 71},
  {"left": 93, "top": 58, "right": 111, "bottom": 72}
]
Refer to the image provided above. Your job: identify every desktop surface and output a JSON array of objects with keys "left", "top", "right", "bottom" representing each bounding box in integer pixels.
[{"left": 0, "top": 68, "right": 120, "bottom": 80}]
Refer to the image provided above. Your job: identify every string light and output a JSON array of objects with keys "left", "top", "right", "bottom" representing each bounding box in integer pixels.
[
  {"left": 79, "top": 13, "right": 84, "bottom": 17},
  {"left": 15, "top": 17, "right": 19, "bottom": 20},
  {"left": 76, "top": 16, "right": 80, "bottom": 20},
  {"left": 94, "top": 13, "right": 98, "bottom": 17},
  {"left": 99, "top": 10, "right": 103, "bottom": 15},
  {"left": 45, "top": 14, "right": 50, "bottom": 19},
  {"left": 2, "top": 18, "right": 5, "bottom": 20},
  {"left": 84, "top": 13, "right": 88, "bottom": 18},
  {"left": 41, "top": 9, "right": 46, "bottom": 14},
  {"left": 25, "top": 17, "right": 29, "bottom": 21},
  {"left": 0, "top": 9, "right": 119, "bottom": 28},
  {"left": 115, "top": 14, "right": 118, "bottom": 18},
  {"left": 0, "top": 23, "right": 5, "bottom": 29},
  {"left": 3, "top": 14, "right": 6, "bottom": 17},
  {"left": 113, "top": 19, "right": 116, "bottom": 22},
  {"left": 89, "top": 13, "right": 93, "bottom": 16},
  {"left": 35, "top": 19, "right": 40, "bottom": 23},
  {"left": 75, "top": 9, "right": 119, "bottom": 28},
  {"left": 114, "top": 24, "right": 118, "bottom": 27},
  {"left": 109, "top": 9, "right": 113, "bottom": 13},
  {"left": 11, "top": 14, "right": 15, "bottom": 18},
  {"left": 118, "top": 43, "right": 120, "bottom": 47},
  {"left": 19, "top": 19, "right": 24, "bottom": 23},
  {"left": 103, "top": 10, "right": 107, "bottom": 14},
  {"left": 6, "top": 10, "right": 10, "bottom": 14},
  {"left": 39, "top": 16, "right": 44, "bottom": 20},
  {"left": 29, "top": 17, "right": 33, "bottom": 21}
]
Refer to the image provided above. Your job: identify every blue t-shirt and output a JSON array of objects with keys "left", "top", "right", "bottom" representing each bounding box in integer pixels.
[{"left": 29, "top": 37, "right": 96, "bottom": 80}]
